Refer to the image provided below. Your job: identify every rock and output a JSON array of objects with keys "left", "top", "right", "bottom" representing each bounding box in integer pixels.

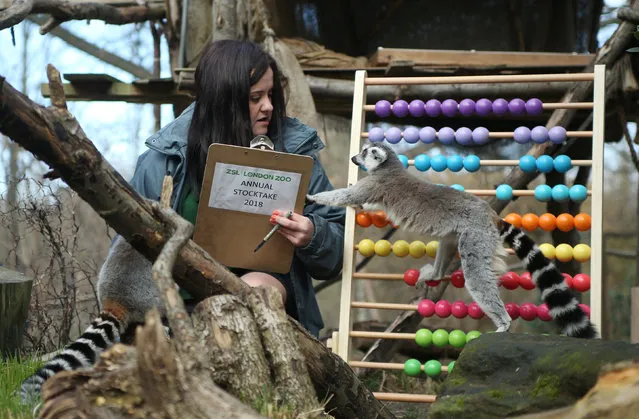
[{"left": 428, "top": 333, "right": 639, "bottom": 419}]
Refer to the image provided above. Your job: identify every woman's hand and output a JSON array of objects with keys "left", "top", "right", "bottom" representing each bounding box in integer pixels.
[{"left": 271, "top": 210, "right": 314, "bottom": 248}]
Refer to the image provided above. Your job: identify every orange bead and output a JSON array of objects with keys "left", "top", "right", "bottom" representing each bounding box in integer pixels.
[
  {"left": 538, "top": 213, "right": 557, "bottom": 232},
  {"left": 574, "top": 213, "right": 591, "bottom": 231},
  {"left": 356, "top": 211, "right": 372, "bottom": 227},
  {"left": 556, "top": 213, "right": 574, "bottom": 232},
  {"left": 371, "top": 210, "right": 389, "bottom": 228},
  {"left": 504, "top": 213, "right": 522, "bottom": 228},
  {"left": 521, "top": 213, "right": 539, "bottom": 231}
]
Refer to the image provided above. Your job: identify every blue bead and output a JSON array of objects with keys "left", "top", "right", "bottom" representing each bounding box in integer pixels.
[
  {"left": 553, "top": 155, "right": 572, "bottom": 173},
  {"left": 519, "top": 155, "right": 537, "bottom": 172},
  {"left": 551, "top": 184, "right": 570, "bottom": 201},
  {"left": 369, "top": 127, "right": 385, "bottom": 142},
  {"left": 438, "top": 127, "right": 456, "bottom": 145},
  {"left": 450, "top": 184, "right": 465, "bottom": 191},
  {"left": 398, "top": 154, "right": 409, "bottom": 169},
  {"left": 495, "top": 184, "right": 513, "bottom": 200},
  {"left": 447, "top": 155, "right": 464, "bottom": 172},
  {"left": 385, "top": 127, "right": 402, "bottom": 144},
  {"left": 534, "top": 185, "right": 552, "bottom": 202},
  {"left": 569, "top": 185, "right": 588, "bottom": 202},
  {"left": 414, "top": 154, "right": 431, "bottom": 171},
  {"left": 431, "top": 155, "right": 448, "bottom": 172},
  {"left": 536, "top": 155, "right": 554, "bottom": 173},
  {"left": 419, "top": 126, "right": 437, "bottom": 143},
  {"left": 463, "top": 155, "right": 481, "bottom": 172},
  {"left": 403, "top": 126, "right": 420, "bottom": 144}
]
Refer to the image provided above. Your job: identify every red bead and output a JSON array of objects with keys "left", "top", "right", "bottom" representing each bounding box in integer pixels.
[
  {"left": 518, "top": 272, "right": 535, "bottom": 290},
  {"left": 427, "top": 280, "right": 441, "bottom": 287},
  {"left": 500, "top": 272, "right": 520, "bottom": 290},
  {"left": 572, "top": 274, "right": 591, "bottom": 292},
  {"left": 434, "top": 300, "right": 451, "bottom": 318},
  {"left": 579, "top": 303, "right": 590, "bottom": 318},
  {"left": 505, "top": 303, "right": 520, "bottom": 319},
  {"left": 450, "top": 270, "right": 465, "bottom": 288},
  {"left": 451, "top": 300, "right": 468, "bottom": 318},
  {"left": 403, "top": 269, "right": 420, "bottom": 286},
  {"left": 417, "top": 299, "right": 435, "bottom": 317},
  {"left": 563, "top": 273, "right": 573, "bottom": 288},
  {"left": 537, "top": 303, "right": 552, "bottom": 321},
  {"left": 467, "top": 302, "right": 484, "bottom": 319},
  {"left": 519, "top": 303, "right": 538, "bottom": 321}
]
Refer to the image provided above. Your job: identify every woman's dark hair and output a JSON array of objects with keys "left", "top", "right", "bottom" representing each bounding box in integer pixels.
[{"left": 186, "top": 40, "right": 287, "bottom": 193}]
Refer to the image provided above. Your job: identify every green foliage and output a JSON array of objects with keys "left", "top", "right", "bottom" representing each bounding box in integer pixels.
[{"left": 0, "top": 355, "right": 44, "bottom": 418}]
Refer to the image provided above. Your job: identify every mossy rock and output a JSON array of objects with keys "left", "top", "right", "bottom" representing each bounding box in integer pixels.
[{"left": 428, "top": 333, "right": 639, "bottom": 419}]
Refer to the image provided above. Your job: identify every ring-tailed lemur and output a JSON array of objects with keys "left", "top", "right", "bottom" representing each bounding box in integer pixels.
[
  {"left": 18, "top": 236, "right": 164, "bottom": 402},
  {"left": 307, "top": 141, "right": 598, "bottom": 339}
]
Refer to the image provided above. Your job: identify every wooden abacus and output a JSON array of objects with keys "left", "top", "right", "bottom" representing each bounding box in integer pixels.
[{"left": 328, "top": 66, "right": 605, "bottom": 403}]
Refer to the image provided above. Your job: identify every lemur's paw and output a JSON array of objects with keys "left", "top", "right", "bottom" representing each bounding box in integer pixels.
[
  {"left": 415, "top": 264, "right": 436, "bottom": 290},
  {"left": 495, "top": 322, "right": 511, "bottom": 333}
]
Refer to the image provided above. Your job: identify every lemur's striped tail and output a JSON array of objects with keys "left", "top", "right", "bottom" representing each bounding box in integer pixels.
[
  {"left": 498, "top": 219, "right": 598, "bottom": 339},
  {"left": 19, "top": 312, "right": 123, "bottom": 402}
]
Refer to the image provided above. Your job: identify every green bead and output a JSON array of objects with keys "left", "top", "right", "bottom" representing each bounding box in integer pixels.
[
  {"left": 448, "top": 330, "right": 466, "bottom": 348},
  {"left": 447, "top": 361, "right": 455, "bottom": 373},
  {"left": 415, "top": 328, "right": 433, "bottom": 347},
  {"left": 404, "top": 358, "right": 422, "bottom": 377},
  {"left": 432, "top": 329, "right": 449, "bottom": 347},
  {"left": 466, "top": 330, "right": 482, "bottom": 343},
  {"left": 424, "top": 360, "right": 442, "bottom": 377}
]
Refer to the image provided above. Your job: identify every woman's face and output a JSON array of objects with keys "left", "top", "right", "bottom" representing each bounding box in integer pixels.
[{"left": 249, "top": 67, "right": 274, "bottom": 136}]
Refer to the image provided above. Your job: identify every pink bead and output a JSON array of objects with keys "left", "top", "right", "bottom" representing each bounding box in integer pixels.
[
  {"left": 467, "top": 302, "right": 484, "bottom": 319},
  {"left": 450, "top": 270, "right": 465, "bottom": 288},
  {"left": 518, "top": 271, "right": 535, "bottom": 290},
  {"left": 451, "top": 300, "right": 468, "bottom": 318},
  {"left": 537, "top": 303, "right": 552, "bottom": 321},
  {"left": 403, "top": 269, "right": 420, "bottom": 286},
  {"left": 500, "top": 272, "right": 520, "bottom": 290},
  {"left": 579, "top": 303, "right": 590, "bottom": 318},
  {"left": 572, "top": 274, "right": 591, "bottom": 292},
  {"left": 435, "top": 300, "right": 452, "bottom": 318},
  {"left": 519, "top": 303, "right": 538, "bottom": 321},
  {"left": 505, "top": 303, "right": 520, "bottom": 319},
  {"left": 417, "top": 299, "right": 436, "bottom": 317}
]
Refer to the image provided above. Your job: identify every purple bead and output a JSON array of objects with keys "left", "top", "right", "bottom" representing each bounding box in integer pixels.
[
  {"left": 392, "top": 100, "right": 409, "bottom": 117},
  {"left": 375, "top": 100, "right": 392, "bottom": 118},
  {"left": 425, "top": 99, "right": 442, "bottom": 117},
  {"left": 525, "top": 98, "right": 543, "bottom": 115},
  {"left": 548, "top": 126, "right": 567, "bottom": 144},
  {"left": 531, "top": 126, "right": 549, "bottom": 144},
  {"left": 438, "top": 127, "right": 455, "bottom": 145},
  {"left": 369, "top": 127, "right": 385, "bottom": 142},
  {"left": 403, "top": 126, "right": 420, "bottom": 143},
  {"left": 385, "top": 127, "right": 402, "bottom": 143},
  {"left": 492, "top": 98, "right": 509, "bottom": 115},
  {"left": 475, "top": 98, "right": 492, "bottom": 116},
  {"left": 408, "top": 99, "right": 426, "bottom": 117},
  {"left": 508, "top": 98, "right": 526, "bottom": 115},
  {"left": 455, "top": 127, "right": 473, "bottom": 145},
  {"left": 472, "top": 127, "right": 490, "bottom": 145},
  {"left": 441, "top": 99, "right": 458, "bottom": 117},
  {"left": 513, "top": 126, "right": 532, "bottom": 144},
  {"left": 419, "top": 126, "right": 437, "bottom": 143},
  {"left": 458, "top": 99, "right": 476, "bottom": 116}
]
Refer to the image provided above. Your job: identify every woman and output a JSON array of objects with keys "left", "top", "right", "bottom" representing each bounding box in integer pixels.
[{"left": 127, "top": 39, "right": 345, "bottom": 337}]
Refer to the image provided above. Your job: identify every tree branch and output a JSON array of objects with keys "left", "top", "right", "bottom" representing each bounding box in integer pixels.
[
  {"left": 0, "top": 0, "right": 33, "bottom": 30},
  {"left": 618, "top": 6, "right": 639, "bottom": 25}
]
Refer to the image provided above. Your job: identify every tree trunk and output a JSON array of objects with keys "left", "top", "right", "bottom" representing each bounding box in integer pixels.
[
  {"left": 0, "top": 66, "right": 395, "bottom": 419},
  {"left": 0, "top": 266, "right": 33, "bottom": 358},
  {"left": 213, "top": 0, "right": 240, "bottom": 41}
]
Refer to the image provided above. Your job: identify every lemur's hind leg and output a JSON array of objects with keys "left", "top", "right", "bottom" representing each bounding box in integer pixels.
[
  {"left": 416, "top": 235, "right": 457, "bottom": 290},
  {"left": 458, "top": 230, "right": 511, "bottom": 333}
]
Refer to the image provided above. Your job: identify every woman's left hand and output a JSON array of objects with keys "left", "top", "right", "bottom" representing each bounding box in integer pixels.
[{"left": 272, "top": 210, "right": 314, "bottom": 248}]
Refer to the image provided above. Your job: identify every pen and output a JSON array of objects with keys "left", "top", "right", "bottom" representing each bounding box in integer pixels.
[{"left": 253, "top": 210, "right": 294, "bottom": 252}]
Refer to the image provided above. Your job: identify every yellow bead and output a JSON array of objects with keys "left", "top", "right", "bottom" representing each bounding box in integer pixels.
[
  {"left": 392, "top": 240, "right": 410, "bottom": 257},
  {"left": 409, "top": 241, "right": 426, "bottom": 258},
  {"left": 538, "top": 243, "right": 556, "bottom": 259},
  {"left": 573, "top": 244, "right": 591, "bottom": 262},
  {"left": 425, "top": 241, "right": 439, "bottom": 258},
  {"left": 358, "top": 239, "right": 375, "bottom": 257},
  {"left": 555, "top": 243, "right": 573, "bottom": 262},
  {"left": 374, "top": 240, "right": 392, "bottom": 257}
]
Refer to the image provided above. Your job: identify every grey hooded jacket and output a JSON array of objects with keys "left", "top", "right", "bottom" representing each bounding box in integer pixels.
[{"left": 126, "top": 103, "right": 345, "bottom": 337}]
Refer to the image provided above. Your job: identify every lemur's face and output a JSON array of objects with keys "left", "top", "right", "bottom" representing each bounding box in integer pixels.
[{"left": 352, "top": 143, "right": 388, "bottom": 172}]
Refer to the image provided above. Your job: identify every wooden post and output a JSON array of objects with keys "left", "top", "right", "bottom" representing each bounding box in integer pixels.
[
  {"left": 0, "top": 266, "right": 33, "bottom": 358},
  {"left": 632, "top": 288, "right": 639, "bottom": 343}
]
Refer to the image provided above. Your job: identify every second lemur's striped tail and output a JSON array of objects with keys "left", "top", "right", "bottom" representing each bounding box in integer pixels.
[
  {"left": 498, "top": 219, "right": 598, "bottom": 339},
  {"left": 19, "top": 312, "right": 123, "bottom": 402}
]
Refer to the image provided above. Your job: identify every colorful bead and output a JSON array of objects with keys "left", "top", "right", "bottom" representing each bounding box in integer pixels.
[
  {"left": 536, "top": 155, "right": 554, "bottom": 173},
  {"left": 508, "top": 98, "right": 526, "bottom": 115},
  {"left": 425, "top": 99, "right": 442, "bottom": 117},
  {"left": 415, "top": 328, "right": 433, "bottom": 347},
  {"left": 455, "top": 127, "right": 473, "bottom": 145},
  {"left": 368, "top": 127, "right": 385, "bottom": 142},
  {"left": 492, "top": 98, "right": 509, "bottom": 115},
  {"left": 472, "top": 127, "right": 490, "bottom": 145},
  {"left": 551, "top": 184, "right": 570, "bottom": 201},
  {"left": 447, "top": 155, "right": 464, "bottom": 172},
  {"left": 458, "top": 98, "right": 476, "bottom": 116},
  {"left": 534, "top": 184, "right": 552, "bottom": 202},
  {"left": 513, "top": 126, "right": 531, "bottom": 144},
  {"left": 519, "top": 155, "right": 537, "bottom": 172},
  {"left": 475, "top": 98, "right": 492, "bottom": 116},
  {"left": 408, "top": 99, "right": 426, "bottom": 117},
  {"left": 496, "top": 184, "right": 513, "bottom": 200},
  {"left": 531, "top": 126, "right": 549, "bottom": 144},
  {"left": 431, "top": 155, "right": 448, "bottom": 172},
  {"left": 548, "top": 126, "right": 567, "bottom": 143},
  {"left": 424, "top": 360, "right": 442, "bottom": 377},
  {"left": 403, "top": 126, "right": 420, "bottom": 143},
  {"left": 569, "top": 184, "right": 588, "bottom": 202},
  {"left": 450, "top": 184, "right": 465, "bottom": 191},
  {"left": 463, "top": 155, "right": 481, "bottom": 172},
  {"left": 438, "top": 127, "right": 455, "bottom": 145},
  {"left": 385, "top": 127, "right": 402, "bottom": 144},
  {"left": 441, "top": 99, "right": 458, "bottom": 117},
  {"left": 404, "top": 359, "right": 422, "bottom": 376},
  {"left": 553, "top": 155, "right": 572, "bottom": 173},
  {"left": 419, "top": 126, "right": 437, "bottom": 143},
  {"left": 392, "top": 99, "right": 409, "bottom": 117},
  {"left": 525, "top": 98, "right": 543, "bottom": 115},
  {"left": 414, "top": 154, "right": 431, "bottom": 171},
  {"left": 375, "top": 100, "right": 392, "bottom": 117},
  {"left": 398, "top": 155, "right": 409, "bottom": 169}
]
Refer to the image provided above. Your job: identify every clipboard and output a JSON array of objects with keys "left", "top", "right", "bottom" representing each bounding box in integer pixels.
[{"left": 192, "top": 143, "right": 314, "bottom": 274}]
